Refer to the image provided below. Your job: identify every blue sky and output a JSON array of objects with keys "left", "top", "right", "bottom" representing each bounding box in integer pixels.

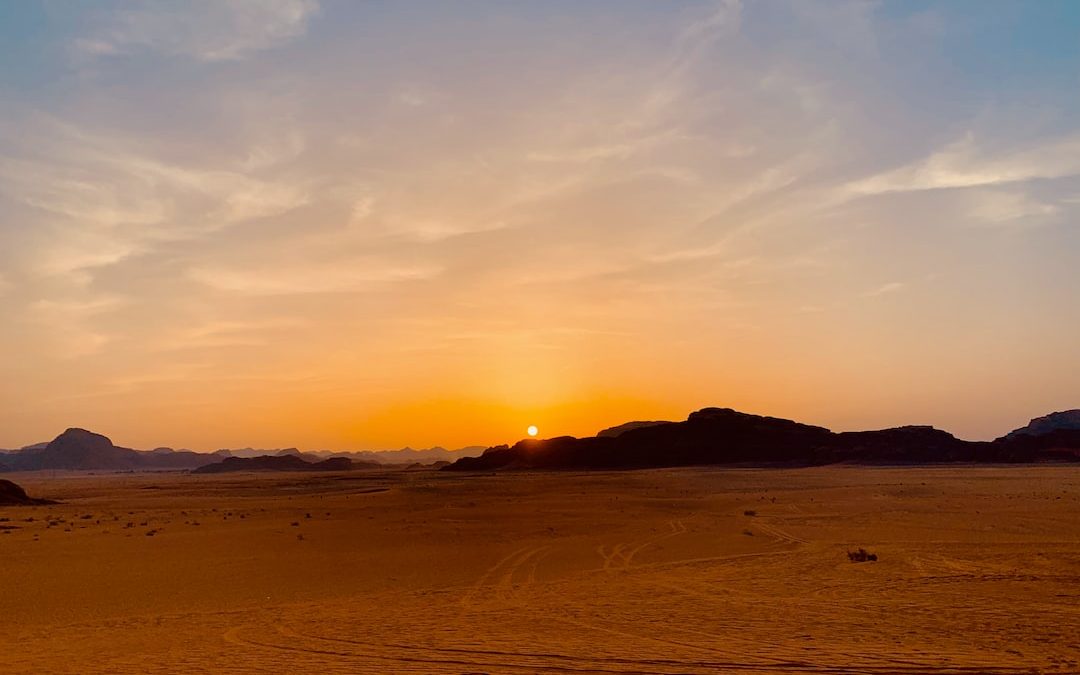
[{"left": 0, "top": 1, "right": 1077, "bottom": 450}]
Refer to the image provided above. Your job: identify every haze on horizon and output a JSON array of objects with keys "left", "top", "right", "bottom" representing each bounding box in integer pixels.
[{"left": 0, "top": 1, "right": 1077, "bottom": 453}]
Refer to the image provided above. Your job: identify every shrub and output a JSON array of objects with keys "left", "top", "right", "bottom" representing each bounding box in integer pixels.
[{"left": 847, "top": 548, "right": 878, "bottom": 562}]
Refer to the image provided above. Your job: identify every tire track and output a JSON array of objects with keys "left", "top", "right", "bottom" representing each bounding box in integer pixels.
[{"left": 598, "top": 519, "right": 692, "bottom": 572}]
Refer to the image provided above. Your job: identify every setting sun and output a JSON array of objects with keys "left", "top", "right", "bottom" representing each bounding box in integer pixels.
[{"left": 527, "top": 426, "right": 539, "bottom": 437}]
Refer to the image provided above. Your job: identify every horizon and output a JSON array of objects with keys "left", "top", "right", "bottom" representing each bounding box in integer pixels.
[
  {"left": 3, "top": 403, "right": 1071, "bottom": 454},
  {"left": 1, "top": 1, "right": 1078, "bottom": 451}
]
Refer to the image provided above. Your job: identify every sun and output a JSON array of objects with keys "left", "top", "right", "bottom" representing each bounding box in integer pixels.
[{"left": 527, "top": 425, "right": 539, "bottom": 437}]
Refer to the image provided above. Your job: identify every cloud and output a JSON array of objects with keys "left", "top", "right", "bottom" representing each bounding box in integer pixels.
[
  {"left": 965, "top": 190, "right": 1059, "bottom": 225},
  {"left": 862, "top": 282, "right": 905, "bottom": 298},
  {"left": 155, "top": 318, "right": 306, "bottom": 351},
  {"left": 849, "top": 133, "right": 1080, "bottom": 195},
  {"left": 27, "top": 295, "right": 128, "bottom": 358},
  {"left": 189, "top": 262, "right": 442, "bottom": 295},
  {"left": 0, "top": 119, "right": 308, "bottom": 277},
  {"left": 526, "top": 144, "right": 636, "bottom": 164},
  {"left": 36, "top": 228, "right": 144, "bottom": 278},
  {"left": 387, "top": 219, "right": 512, "bottom": 244},
  {"left": 76, "top": 0, "right": 319, "bottom": 62},
  {"left": 671, "top": 0, "right": 742, "bottom": 75}
]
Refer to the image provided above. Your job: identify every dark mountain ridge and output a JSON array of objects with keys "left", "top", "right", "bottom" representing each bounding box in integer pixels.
[
  {"left": 192, "top": 455, "right": 377, "bottom": 474},
  {"left": 597, "top": 421, "right": 672, "bottom": 438},
  {"left": 0, "top": 429, "right": 217, "bottom": 472},
  {"left": 1002, "top": 410, "right": 1080, "bottom": 439},
  {"left": 445, "top": 407, "right": 1080, "bottom": 471},
  {"left": 6, "top": 408, "right": 1078, "bottom": 474},
  {"left": 1, "top": 430, "right": 482, "bottom": 473},
  {"left": 0, "top": 479, "right": 57, "bottom": 505}
]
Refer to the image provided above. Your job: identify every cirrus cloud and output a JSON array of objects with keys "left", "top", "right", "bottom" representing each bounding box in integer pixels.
[{"left": 75, "top": 0, "right": 319, "bottom": 62}]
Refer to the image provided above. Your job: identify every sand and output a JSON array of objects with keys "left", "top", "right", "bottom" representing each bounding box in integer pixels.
[{"left": 1, "top": 466, "right": 1078, "bottom": 674}]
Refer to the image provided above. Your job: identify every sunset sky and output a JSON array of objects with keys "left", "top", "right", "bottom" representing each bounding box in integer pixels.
[{"left": 1, "top": 1, "right": 1078, "bottom": 451}]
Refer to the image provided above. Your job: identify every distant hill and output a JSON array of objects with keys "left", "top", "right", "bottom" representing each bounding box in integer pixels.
[
  {"left": 0, "top": 429, "right": 217, "bottom": 472},
  {"left": 1, "top": 442, "right": 47, "bottom": 454},
  {"left": 192, "top": 455, "right": 378, "bottom": 474},
  {"left": 343, "top": 446, "right": 486, "bottom": 465},
  {"left": 597, "top": 421, "right": 672, "bottom": 438},
  {"left": 212, "top": 447, "right": 304, "bottom": 459},
  {"left": 1002, "top": 410, "right": 1080, "bottom": 439},
  {"left": 0, "top": 479, "right": 57, "bottom": 505},
  {"left": 445, "top": 407, "right": 1080, "bottom": 471},
  {"left": 213, "top": 445, "right": 488, "bottom": 465},
  {"left": 0, "top": 430, "right": 481, "bottom": 473}
]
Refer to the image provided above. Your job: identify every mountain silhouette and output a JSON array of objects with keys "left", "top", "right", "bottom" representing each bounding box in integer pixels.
[
  {"left": 0, "top": 429, "right": 217, "bottom": 472},
  {"left": 597, "top": 421, "right": 672, "bottom": 438},
  {"left": 0, "top": 429, "right": 480, "bottom": 473},
  {"left": 1002, "top": 410, "right": 1080, "bottom": 439},
  {"left": 192, "top": 455, "right": 378, "bottom": 474},
  {"left": 445, "top": 407, "right": 1080, "bottom": 471},
  {"left": 0, "top": 479, "right": 57, "bottom": 505}
]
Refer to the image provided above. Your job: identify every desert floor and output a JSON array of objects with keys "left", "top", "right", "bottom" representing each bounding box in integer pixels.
[{"left": 2, "top": 466, "right": 1079, "bottom": 674}]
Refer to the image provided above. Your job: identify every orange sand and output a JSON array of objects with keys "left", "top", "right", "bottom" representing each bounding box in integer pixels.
[{"left": 2, "top": 466, "right": 1079, "bottom": 673}]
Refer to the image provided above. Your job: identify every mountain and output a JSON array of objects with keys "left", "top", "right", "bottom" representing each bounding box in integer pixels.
[
  {"left": 192, "top": 455, "right": 377, "bottom": 474},
  {"left": 212, "top": 447, "right": 304, "bottom": 459},
  {"left": 0, "top": 441, "right": 47, "bottom": 456},
  {"left": 343, "top": 446, "right": 487, "bottom": 465},
  {"left": 448, "top": 408, "right": 835, "bottom": 470},
  {"left": 0, "top": 430, "right": 479, "bottom": 473},
  {"left": 995, "top": 428, "right": 1080, "bottom": 461},
  {"left": 597, "top": 421, "right": 672, "bottom": 438},
  {"left": 17, "top": 428, "right": 143, "bottom": 471},
  {"left": 0, "top": 429, "right": 218, "bottom": 472},
  {"left": 445, "top": 407, "right": 1080, "bottom": 471},
  {"left": 149, "top": 447, "right": 195, "bottom": 455},
  {"left": 0, "top": 479, "right": 57, "bottom": 505},
  {"left": 1003, "top": 410, "right": 1080, "bottom": 439},
  {"left": 832, "top": 426, "right": 981, "bottom": 463}
]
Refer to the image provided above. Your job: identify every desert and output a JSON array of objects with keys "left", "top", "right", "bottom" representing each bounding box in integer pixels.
[
  {"left": 3, "top": 465, "right": 1079, "bottom": 674},
  {"left": 3, "top": 1, "right": 1079, "bottom": 673}
]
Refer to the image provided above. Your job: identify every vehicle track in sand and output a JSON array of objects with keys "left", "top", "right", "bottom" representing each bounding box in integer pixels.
[
  {"left": 223, "top": 622, "right": 1044, "bottom": 675},
  {"left": 597, "top": 519, "right": 691, "bottom": 572}
]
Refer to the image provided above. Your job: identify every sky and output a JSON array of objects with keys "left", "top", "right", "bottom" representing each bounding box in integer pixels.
[{"left": 1, "top": 1, "right": 1078, "bottom": 451}]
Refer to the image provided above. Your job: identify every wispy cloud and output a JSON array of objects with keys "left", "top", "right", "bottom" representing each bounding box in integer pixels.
[
  {"left": 862, "top": 282, "right": 905, "bottom": 298},
  {"left": 75, "top": 0, "right": 319, "bottom": 62},
  {"left": 849, "top": 133, "right": 1080, "bottom": 195},
  {"left": 965, "top": 190, "right": 1059, "bottom": 225},
  {"left": 27, "top": 295, "right": 128, "bottom": 358},
  {"left": 155, "top": 318, "right": 307, "bottom": 351},
  {"left": 0, "top": 118, "right": 308, "bottom": 277},
  {"left": 189, "top": 261, "right": 442, "bottom": 295}
]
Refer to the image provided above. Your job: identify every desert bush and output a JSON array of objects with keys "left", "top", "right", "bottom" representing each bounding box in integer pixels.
[
  {"left": 743, "top": 510, "right": 757, "bottom": 517},
  {"left": 847, "top": 548, "right": 878, "bottom": 562}
]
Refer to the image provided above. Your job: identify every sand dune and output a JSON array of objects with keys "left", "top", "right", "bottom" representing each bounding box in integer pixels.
[{"left": 2, "top": 467, "right": 1078, "bottom": 673}]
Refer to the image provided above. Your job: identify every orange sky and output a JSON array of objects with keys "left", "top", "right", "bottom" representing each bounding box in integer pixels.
[{"left": 1, "top": 1, "right": 1078, "bottom": 451}]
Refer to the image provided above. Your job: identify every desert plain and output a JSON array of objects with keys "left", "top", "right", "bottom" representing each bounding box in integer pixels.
[{"left": 2, "top": 466, "right": 1079, "bottom": 674}]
